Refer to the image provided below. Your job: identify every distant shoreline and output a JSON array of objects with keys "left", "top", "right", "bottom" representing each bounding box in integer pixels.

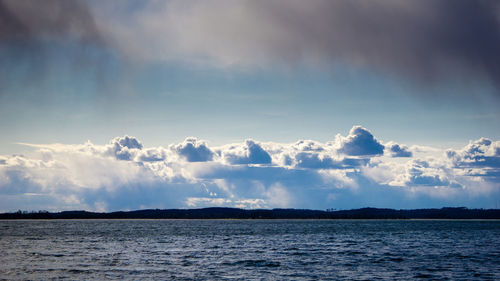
[{"left": 1, "top": 207, "right": 500, "bottom": 220}]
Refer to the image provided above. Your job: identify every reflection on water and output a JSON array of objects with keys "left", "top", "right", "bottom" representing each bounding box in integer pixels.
[{"left": 1, "top": 220, "right": 499, "bottom": 280}]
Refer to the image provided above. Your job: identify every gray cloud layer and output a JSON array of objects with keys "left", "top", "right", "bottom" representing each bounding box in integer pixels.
[
  {"left": 0, "top": 0, "right": 107, "bottom": 98},
  {"left": 99, "top": 0, "right": 500, "bottom": 90},
  {"left": 2, "top": 0, "right": 500, "bottom": 95},
  {"left": 0, "top": 0, "right": 100, "bottom": 43},
  {"left": 251, "top": 0, "right": 500, "bottom": 85}
]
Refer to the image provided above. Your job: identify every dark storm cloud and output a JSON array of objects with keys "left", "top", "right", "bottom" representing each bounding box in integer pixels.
[
  {"left": 2, "top": 0, "right": 500, "bottom": 97},
  {"left": 242, "top": 0, "right": 500, "bottom": 87},
  {"left": 0, "top": 0, "right": 107, "bottom": 98},
  {"left": 0, "top": 0, "right": 101, "bottom": 43},
  {"left": 114, "top": 0, "right": 499, "bottom": 91}
]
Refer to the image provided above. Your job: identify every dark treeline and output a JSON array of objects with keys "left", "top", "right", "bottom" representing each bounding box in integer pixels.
[{"left": 1, "top": 207, "right": 500, "bottom": 220}]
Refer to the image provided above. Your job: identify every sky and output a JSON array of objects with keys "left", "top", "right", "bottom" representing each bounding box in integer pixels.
[{"left": 1, "top": 0, "right": 500, "bottom": 212}]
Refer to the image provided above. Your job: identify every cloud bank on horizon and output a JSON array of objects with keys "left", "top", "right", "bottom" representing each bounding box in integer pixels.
[
  {"left": 1, "top": 126, "right": 499, "bottom": 212},
  {"left": 1, "top": 0, "right": 500, "bottom": 96}
]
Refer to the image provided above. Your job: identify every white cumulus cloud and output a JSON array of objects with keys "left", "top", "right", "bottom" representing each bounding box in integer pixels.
[{"left": 1, "top": 126, "right": 499, "bottom": 212}]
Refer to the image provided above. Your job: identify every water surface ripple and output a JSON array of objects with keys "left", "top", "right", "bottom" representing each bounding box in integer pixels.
[{"left": 1, "top": 220, "right": 499, "bottom": 280}]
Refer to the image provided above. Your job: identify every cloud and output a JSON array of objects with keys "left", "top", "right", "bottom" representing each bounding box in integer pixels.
[
  {"left": 185, "top": 197, "right": 266, "bottom": 209},
  {"left": 446, "top": 138, "right": 500, "bottom": 183},
  {"left": 3, "top": 0, "right": 500, "bottom": 100},
  {"left": 0, "top": 0, "right": 101, "bottom": 43},
  {"left": 136, "top": 148, "right": 167, "bottom": 162},
  {"left": 294, "top": 152, "right": 341, "bottom": 169},
  {"left": 97, "top": 0, "right": 500, "bottom": 91},
  {"left": 1, "top": 126, "right": 499, "bottom": 212},
  {"left": 386, "top": 142, "right": 413, "bottom": 157},
  {"left": 447, "top": 138, "right": 500, "bottom": 168},
  {"left": 336, "top": 126, "right": 385, "bottom": 156},
  {"left": 292, "top": 140, "right": 325, "bottom": 152},
  {"left": 0, "top": 0, "right": 108, "bottom": 98},
  {"left": 294, "top": 152, "right": 369, "bottom": 170},
  {"left": 364, "top": 156, "right": 464, "bottom": 189},
  {"left": 107, "top": 135, "right": 143, "bottom": 161},
  {"left": 265, "top": 183, "right": 293, "bottom": 208},
  {"left": 265, "top": 137, "right": 372, "bottom": 170},
  {"left": 402, "top": 160, "right": 453, "bottom": 187},
  {"left": 221, "top": 140, "right": 272, "bottom": 165},
  {"left": 171, "top": 137, "right": 214, "bottom": 162}
]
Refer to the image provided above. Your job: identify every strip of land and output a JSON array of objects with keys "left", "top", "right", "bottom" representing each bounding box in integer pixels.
[{"left": 1, "top": 207, "right": 500, "bottom": 219}]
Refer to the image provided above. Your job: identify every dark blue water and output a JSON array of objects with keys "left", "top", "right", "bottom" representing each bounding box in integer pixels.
[{"left": 1, "top": 220, "right": 499, "bottom": 280}]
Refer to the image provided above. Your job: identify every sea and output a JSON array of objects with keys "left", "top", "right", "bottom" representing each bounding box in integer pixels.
[{"left": 1, "top": 220, "right": 499, "bottom": 280}]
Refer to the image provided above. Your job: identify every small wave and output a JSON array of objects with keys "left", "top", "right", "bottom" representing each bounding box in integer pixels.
[
  {"left": 227, "top": 259, "right": 281, "bottom": 268},
  {"left": 291, "top": 251, "right": 309, "bottom": 256},
  {"left": 66, "top": 268, "right": 95, "bottom": 274},
  {"left": 415, "top": 272, "right": 433, "bottom": 278},
  {"left": 25, "top": 237, "right": 42, "bottom": 241},
  {"left": 36, "top": 253, "right": 65, "bottom": 257},
  {"left": 338, "top": 250, "right": 363, "bottom": 256}
]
